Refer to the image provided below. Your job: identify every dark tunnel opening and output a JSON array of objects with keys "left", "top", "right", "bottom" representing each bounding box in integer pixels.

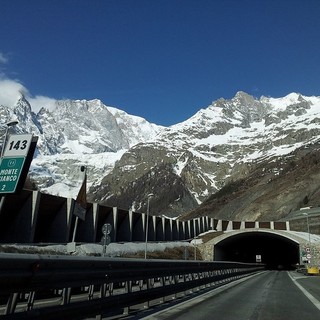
[{"left": 213, "top": 231, "right": 300, "bottom": 270}]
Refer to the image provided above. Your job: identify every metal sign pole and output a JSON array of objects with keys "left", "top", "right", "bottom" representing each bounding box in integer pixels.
[{"left": 71, "top": 216, "right": 79, "bottom": 243}]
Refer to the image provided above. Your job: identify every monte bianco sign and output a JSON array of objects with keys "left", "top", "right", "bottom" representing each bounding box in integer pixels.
[{"left": 0, "top": 134, "right": 33, "bottom": 193}]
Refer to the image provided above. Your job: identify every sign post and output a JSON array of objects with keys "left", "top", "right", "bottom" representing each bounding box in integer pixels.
[
  {"left": 102, "top": 223, "right": 112, "bottom": 256},
  {"left": 0, "top": 134, "right": 33, "bottom": 194}
]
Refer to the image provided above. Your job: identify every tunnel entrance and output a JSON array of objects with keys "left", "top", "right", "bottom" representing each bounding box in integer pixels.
[{"left": 214, "top": 231, "right": 300, "bottom": 270}]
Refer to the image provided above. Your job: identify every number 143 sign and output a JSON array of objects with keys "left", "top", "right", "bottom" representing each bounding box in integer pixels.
[
  {"left": 0, "top": 134, "right": 33, "bottom": 194},
  {"left": 3, "top": 134, "right": 33, "bottom": 158}
]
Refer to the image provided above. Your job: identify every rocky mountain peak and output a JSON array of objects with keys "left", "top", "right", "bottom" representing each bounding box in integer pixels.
[
  {"left": 234, "top": 90, "right": 256, "bottom": 104},
  {"left": 2, "top": 91, "right": 320, "bottom": 221}
]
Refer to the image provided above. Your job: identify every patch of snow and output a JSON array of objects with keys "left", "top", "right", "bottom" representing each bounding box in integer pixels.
[{"left": 1, "top": 241, "right": 192, "bottom": 257}]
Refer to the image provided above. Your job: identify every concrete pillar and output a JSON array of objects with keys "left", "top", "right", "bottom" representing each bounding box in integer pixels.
[
  {"left": 198, "top": 217, "right": 203, "bottom": 233},
  {"left": 142, "top": 213, "right": 146, "bottom": 234},
  {"left": 145, "top": 214, "right": 156, "bottom": 241},
  {"left": 286, "top": 221, "right": 290, "bottom": 231},
  {"left": 29, "top": 191, "right": 41, "bottom": 242},
  {"left": 216, "top": 220, "right": 222, "bottom": 231},
  {"left": 185, "top": 220, "right": 190, "bottom": 239},
  {"left": 203, "top": 216, "right": 209, "bottom": 231},
  {"left": 209, "top": 218, "right": 214, "bottom": 230},
  {"left": 270, "top": 221, "right": 275, "bottom": 230},
  {"left": 179, "top": 220, "right": 186, "bottom": 240},
  {"left": 92, "top": 203, "right": 99, "bottom": 242},
  {"left": 192, "top": 219, "right": 196, "bottom": 236},
  {"left": 162, "top": 217, "right": 166, "bottom": 240},
  {"left": 66, "top": 197, "right": 73, "bottom": 241},
  {"left": 172, "top": 219, "right": 179, "bottom": 240},
  {"left": 0, "top": 196, "right": 6, "bottom": 216},
  {"left": 202, "top": 216, "right": 206, "bottom": 232},
  {"left": 113, "top": 207, "right": 118, "bottom": 242},
  {"left": 194, "top": 218, "right": 200, "bottom": 236},
  {"left": 151, "top": 216, "right": 157, "bottom": 241},
  {"left": 169, "top": 218, "right": 174, "bottom": 241},
  {"left": 226, "top": 220, "right": 233, "bottom": 231},
  {"left": 129, "top": 210, "right": 133, "bottom": 240}
]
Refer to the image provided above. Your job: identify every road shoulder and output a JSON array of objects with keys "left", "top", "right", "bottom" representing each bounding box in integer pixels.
[{"left": 288, "top": 271, "right": 320, "bottom": 311}]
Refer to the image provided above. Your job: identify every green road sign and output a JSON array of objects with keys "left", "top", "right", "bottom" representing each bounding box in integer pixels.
[{"left": 0, "top": 157, "right": 25, "bottom": 193}]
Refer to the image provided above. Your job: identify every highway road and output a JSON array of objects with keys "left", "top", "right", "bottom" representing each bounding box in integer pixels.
[{"left": 142, "top": 271, "right": 320, "bottom": 320}]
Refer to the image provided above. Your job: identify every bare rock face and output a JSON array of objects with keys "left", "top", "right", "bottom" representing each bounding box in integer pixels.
[
  {"left": 182, "top": 144, "right": 320, "bottom": 221},
  {"left": 89, "top": 145, "right": 199, "bottom": 217}
]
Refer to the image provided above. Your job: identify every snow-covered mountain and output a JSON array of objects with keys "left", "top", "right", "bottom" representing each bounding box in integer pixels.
[
  {"left": 1, "top": 91, "right": 320, "bottom": 220},
  {"left": 1, "top": 96, "right": 162, "bottom": 198}
]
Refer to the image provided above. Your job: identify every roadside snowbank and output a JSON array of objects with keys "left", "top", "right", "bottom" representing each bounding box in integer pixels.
[{"left": 0, "top": 241, "right": 192, "bottom": 257}]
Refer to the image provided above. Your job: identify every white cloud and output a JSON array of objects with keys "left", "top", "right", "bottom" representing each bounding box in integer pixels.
[
  {"left": 0, "top": 52, "right": 8, "bottom": 64},
  {"left": 0, "top": 78, "right": 27, "bottom": 107},
  {"left": 28, "top": 95, "right": 57, "bottom": 112},
  {"left": 0, "top": 76, "right": 56, "bottom": 112},
  {"left": 0, "top": 54, "right": 57, "bottom": 112}
]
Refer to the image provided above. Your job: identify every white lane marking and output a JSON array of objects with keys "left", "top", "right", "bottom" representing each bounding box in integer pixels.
[{"left": 288, "top": 271, "right": 320, "bottom": 311}]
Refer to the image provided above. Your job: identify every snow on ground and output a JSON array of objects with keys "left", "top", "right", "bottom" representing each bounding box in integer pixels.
[
  {"left": 31, "top": 150, "right": 126, "bottom": 199},
  {"left": 0, "top": 241, "right": 192, "bottom": 257},
  {"left": 288, "top": 231, "right": 320, "bottom": 243}
]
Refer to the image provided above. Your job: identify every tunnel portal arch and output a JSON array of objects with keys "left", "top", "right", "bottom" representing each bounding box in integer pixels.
[{"left": 213, "top": 230, "right": 300, "bottom": 269}]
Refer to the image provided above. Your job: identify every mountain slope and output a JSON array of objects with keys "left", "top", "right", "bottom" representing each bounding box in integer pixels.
[
  {"left": 90, "top": 91, "right": 320, "bottom": 217},
  {"left": 2, "top": 91, "right": 320, "bottom": 220},
  {"left": 182, "top": 143, "right": 320, "bottom": 221}
]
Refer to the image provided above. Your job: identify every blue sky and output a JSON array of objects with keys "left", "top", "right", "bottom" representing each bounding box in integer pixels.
[{"left": 1, "top": 0, "right": 320, "bottom": 126}]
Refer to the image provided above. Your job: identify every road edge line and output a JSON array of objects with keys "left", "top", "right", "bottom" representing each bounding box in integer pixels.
[{"left": 288, "top": 271, "right": 320, "bottom": 311}]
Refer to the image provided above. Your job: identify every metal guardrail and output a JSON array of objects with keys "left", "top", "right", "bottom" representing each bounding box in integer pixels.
[{"left": 0, "top": 253, "right": 265, "bottom": 319}]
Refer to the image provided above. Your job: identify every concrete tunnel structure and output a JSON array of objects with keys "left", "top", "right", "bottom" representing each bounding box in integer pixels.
[{"left": 202, "top": 229, "right": 312, "bottom": 269}]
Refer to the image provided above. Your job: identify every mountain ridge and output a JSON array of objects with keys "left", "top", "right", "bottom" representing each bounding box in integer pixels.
[{"left": 1, "top": 91, "right": 320, "bottom": 220}]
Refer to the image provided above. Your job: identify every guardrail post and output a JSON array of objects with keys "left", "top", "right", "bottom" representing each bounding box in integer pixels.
[
  {"left": 26, "top": 291, "right": 35, "bottom": 311},
  {"left": 183, "top": 274, "right": 190, "bottom": 295},
  {"left": 123, "top": 280, "right": 132, "bottom": 315},
  {"left": 144, "top": 279, "right": 152, "bottom": 309},
  {"left": 99, "top": 283, "right": 107, "bottom": 298},
  {"left": 88, "top": 285, "right": 95, "bottom": 300},
  {"left": 173, "top": 275, "right": 179, "bottom": 299},
  {"left": 159, "top": 276, "right": 165, "bottom": 303},
  {"left": 194, "top": 272, "right": 200, "bottom": 292},
  {"left": 61, "top": 287, "right": 72, "bottom": 305},
  {"left": 4, "top": 293, "right": 19, "bottom": 315},
  {"left": 108, "top": 282, "right": 114, "bottom": 296}
]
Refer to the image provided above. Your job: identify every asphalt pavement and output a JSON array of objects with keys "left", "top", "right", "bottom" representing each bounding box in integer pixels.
[{"left": 141, "top": 271, "right": 320, "bottom": 320}]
